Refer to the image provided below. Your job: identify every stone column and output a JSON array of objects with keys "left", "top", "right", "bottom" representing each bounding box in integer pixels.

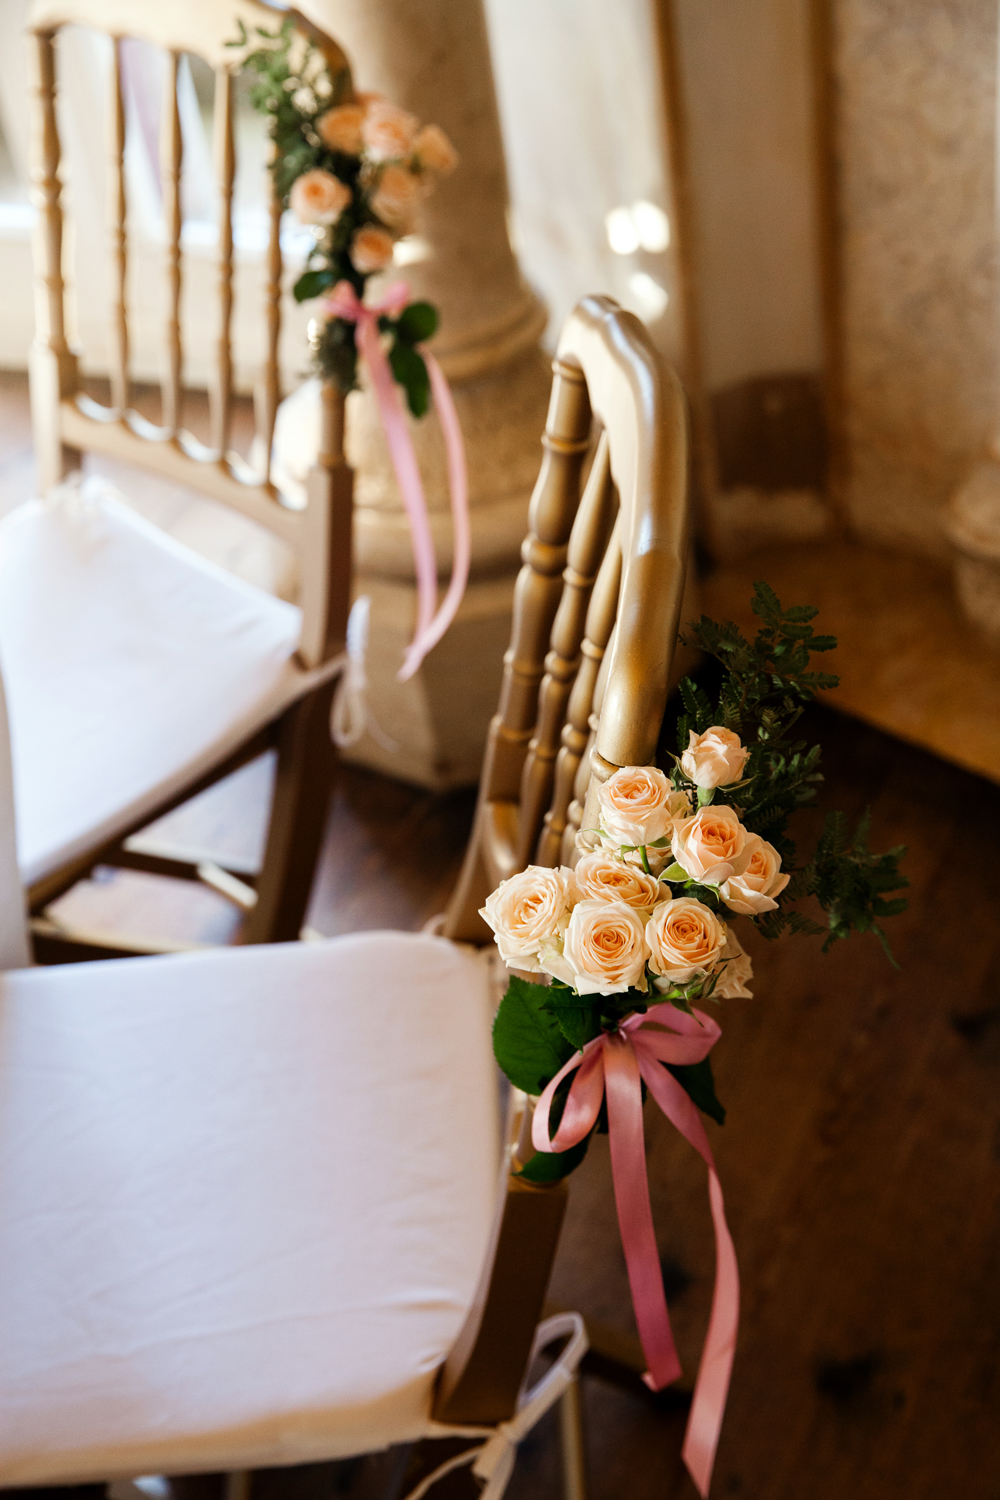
[{"left": 301, "top": 0, "right": 552, "bottom": 789}]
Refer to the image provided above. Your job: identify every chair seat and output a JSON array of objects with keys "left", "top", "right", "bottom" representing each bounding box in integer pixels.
[
  {"left": 0, "top": 931, "right": 499, "bottom": 1485},
  {"left": 0, "top": 478, "right": 328, "bottom": 886}
]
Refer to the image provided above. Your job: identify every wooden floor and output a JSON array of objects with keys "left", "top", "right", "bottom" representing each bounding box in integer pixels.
[{"left": 2, "top": 373, "right": 1000, "bottom": 1498}]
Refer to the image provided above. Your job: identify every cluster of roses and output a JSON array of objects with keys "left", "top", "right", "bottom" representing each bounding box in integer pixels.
[
  {"left": 289, "top": 96, "right": 457, "bottom": 276},
  {"left": 482, "top": 727, "right": 789, "bottom": 1003}
]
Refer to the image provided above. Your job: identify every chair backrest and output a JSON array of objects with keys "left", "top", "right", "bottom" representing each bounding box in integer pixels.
[
  {"left": 444, "top": 294, "right": 689, "bottom": 941},
  {"left": 25, "top": 0, "right": 352, "bottom": 668}
]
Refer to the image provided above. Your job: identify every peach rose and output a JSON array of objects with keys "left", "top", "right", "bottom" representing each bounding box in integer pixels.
[
  {"left": 671, "top": 803, "right": 749, "bottom": 886},
  {"left": 719, "top": 834, "right": 789, "bottom": 915},
  {"left": 480, "top": 865, "right": 575, "bottom": 972},
  {"left": 413, "top": 123, "right": 458, "bottom": 175},
  {"left": 316, "top": 103, "right": 366, "bottom": 155},
  {"left": 574, "top": 852, "right": 667, "bottom": 914},
  {"left": 597, "top": 765, "right": 677, "bottom": 849},
  {"left": 362, "top": 100, "right": 419, "bottom": 162},
  {"left": 547, "top": 899, "right": 649, "bottom": 996},
  {"left": 350, "top": 225, "right": 396, "bottom": 273},
  {"left": 369, "top": 163, "right": 420, "bottom": 231},
  {"left": 712, "top": 928, "right": 754, "bottom": 999},
  {"left": 289, "top": 169, "right": 351, "bottom": 226},
  {"left": 680, "top": 726, "right": 749, "bottom": 789},
  {"left": 646, "top": 897, "right": 727, "bottom": 986}
]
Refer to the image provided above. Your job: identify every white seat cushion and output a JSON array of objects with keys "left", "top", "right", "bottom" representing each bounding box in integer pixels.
[
  {"left": 0, "top": 478, "right": 326, "bottom": 885},
  {"left": 0, "top": 931, "right": 499, "bottom": 1485}
]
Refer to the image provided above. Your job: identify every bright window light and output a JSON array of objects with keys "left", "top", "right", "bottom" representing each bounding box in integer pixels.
[
  {"left": 605, "top": 205, "right": 639, "bottom": 255},
  {"left": 629, "top": 271, "right": 670, "bottom": 321},
  {"left": 632, "top": 199, "right": 670, "bottom": 253}
]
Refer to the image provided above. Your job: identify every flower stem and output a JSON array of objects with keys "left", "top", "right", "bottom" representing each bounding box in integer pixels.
[{"left": 640, "top": 844, "right": 651, "bottom": 875}]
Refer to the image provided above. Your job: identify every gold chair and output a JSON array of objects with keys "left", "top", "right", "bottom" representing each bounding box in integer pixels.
[
  {"left": 8, "top": 0, "right": 353, "bottom": 958},
  {"left": 0, "top": 297, "right": 689, "bottom": 1497},
  {"left": 445, "top": 293, "right": 689, "bottom": 940}
]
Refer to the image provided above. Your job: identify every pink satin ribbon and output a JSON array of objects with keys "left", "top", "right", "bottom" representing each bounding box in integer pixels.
[
  {"left": 532, "top": 1002, "right": 739, "bottom": 1498},
  {"left": 324, "top": 280, "right": 470, "bottom": 682}
]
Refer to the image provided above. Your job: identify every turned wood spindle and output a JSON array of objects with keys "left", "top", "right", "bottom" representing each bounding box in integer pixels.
[
  {"left": 516, "top": 431, "right": 617, "bottom": 868},
  {"left": 161, "top": 51, "right": 183, "bottom": 440},
  {"left": 255, "top": 164, "right": 283, "bottom": 490},
  {"left": 552, "top": 537, "right": 622, "bottom": 866},
  {"left": 211, "top": 65, "right": 235, "bottom": 461},
  {"left": 480, "top": 357, "right": 592, "bottom": 810},
  {"left": 107, "top": 38, "right": 128, "bottom": 417}
]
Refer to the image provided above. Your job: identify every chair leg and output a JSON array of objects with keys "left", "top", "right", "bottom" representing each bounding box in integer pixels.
[
  {"left": 238, "top": 678, "right": 338, "bottom": 944},
  {"left": 558, "top": 1377, "right": 588, "bottom": 1500}
]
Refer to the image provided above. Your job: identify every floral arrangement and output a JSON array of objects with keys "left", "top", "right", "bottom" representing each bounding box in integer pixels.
[
  {"left": 482, "top": 584, "right": 908, "bottom": 1493},
  {"left": 233, "top": 17, "right": 457, "bottom": 416},
  {"left": 485, "top": 582, "right": 909, "bottom": 1183}
]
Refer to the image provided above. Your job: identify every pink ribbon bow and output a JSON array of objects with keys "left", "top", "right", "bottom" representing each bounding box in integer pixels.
[
  {"left": 325, "top": 280, "right": 470, "bottom": 681},
  {"left": 533, "top": 1002, "right": 739, "bottom": 1498}
]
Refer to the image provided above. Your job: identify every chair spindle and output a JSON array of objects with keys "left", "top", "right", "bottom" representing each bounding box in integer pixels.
[
  {"left": 107, "top": 39, "right": 128, "bottom": 416},
  {"left": 255, "top": 166, "right": 283, "bottom": 489},
  {"left": 549, "top": 535, "right": 622, "bottom": 866},
  {"left": 161, "top": 51, "right": 183, "bottom": 439},
  {"left": 211, "top": 66, "right": 235, "bottom": 460},
  {"left": 516, "top": 431, "right": 617, "bottom": 868},
  {"left": 28, "top": 28, "right": 81, "bottom": 489},
  {"left": 483, "top": 358, "right": 592, "bottom": 809}
]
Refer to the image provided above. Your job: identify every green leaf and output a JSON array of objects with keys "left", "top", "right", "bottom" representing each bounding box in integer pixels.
[
  {"left": 395, "top": 300, "right": 438, "bottom": 344},
  {"left": 293, "top": 268, "right": 334, "bottom": 302},
  {"left": 492, "top": 976, "right": 575, "bottom": 1095},
  {"left": 388, "top": 341, "right": 431, "bottom": 417},
  {"left": 697, "top": 786, "right": 716, "bottom": 806},
  {"left": 516, "top": 1134, "right": 592, "bottom": 1183},
  {"left": 661, "top": 862, "right": 688, "bottom": 883},
  {"left": 665, "top": 1056, "right": 726, "bottom": 1125},
  {"left": 545, "top": 987, "right": 601, "bottom": 1051}
]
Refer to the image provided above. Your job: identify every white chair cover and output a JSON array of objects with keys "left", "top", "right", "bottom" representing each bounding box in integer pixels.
[
  {"left": 0, "top": 477, "right": 334, "bottom": 885},
  {"left": 0, "top": 932, "right": 499, "bottom": 1485}
]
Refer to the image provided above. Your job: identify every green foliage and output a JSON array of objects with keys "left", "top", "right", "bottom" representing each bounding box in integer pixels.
[
  {"left": 807, "top": 808, "right": 909, "bottom": 963},
  {"left": 388, "top": 341, "right": 431, "bottom": 418},
  {"left": 669, "top": 581, "right": 908, "bottom": 957},
  {"left": 517, "top": 1137, "right": 592, "bottom": 1183},
  {"left": 492, "top": 976, "right": 574, "bottom": 1096}
]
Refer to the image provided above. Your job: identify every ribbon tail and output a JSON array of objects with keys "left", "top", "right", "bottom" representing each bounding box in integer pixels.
[
  {"left": 638, "top": 1051, "right": 739, "bottom": 1499},
  {"left": 603, "top": 1034, "right": 683, "bottom": 1389},
  {"left": 531, "top": 1041, "right": 605, "bottom": 1155},
  {"left": 354, "top": 318, "right": 439, "bottom": 659},
  {"left": 398, "top": 350, "right": 471, "bottom": 679}
]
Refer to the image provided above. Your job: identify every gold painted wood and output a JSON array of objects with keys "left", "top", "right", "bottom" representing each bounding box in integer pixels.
[
  {"left": 444, "top": 296, "right": 689, "bottom": 941},
  {"left": 27, "top": 27, "right": 80, "bottom": 489},
  {"left": 211, "top": 65, "right": 235, "bottom": 460},
  {"left": 448, "top": 357, "right": 592, "bottom": 919},
  {"left": 23, "top": 0, "right": 358, "bottom": 958},
  {"left": 107, "top": 38, "right": 128, "bottom": 417},
  {"left": 516, "top": 431, "right": 617, "bottom": 869},
  {"left": 255, "top": 165, "right": 283, "bottom": 491},
  {"left": 161, "top": 51, "right": 183, "bottom": 441},
  {"left": 25, "top": 0, "right": 356, "bottom": 672},
  {"left": 26, "top": 0, "right": 323, "bottom": 69},
  {"left": 543, "top": 522, "right": 622, "bottom": 868}
]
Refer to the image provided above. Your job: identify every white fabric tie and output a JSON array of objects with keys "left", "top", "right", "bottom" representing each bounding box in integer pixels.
[
  {"left": 402, "top": 1312, "right": 589, "bottom": 1500},
  {"left": 329, "top": 597, "right": 398, "bottom": 752}
]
